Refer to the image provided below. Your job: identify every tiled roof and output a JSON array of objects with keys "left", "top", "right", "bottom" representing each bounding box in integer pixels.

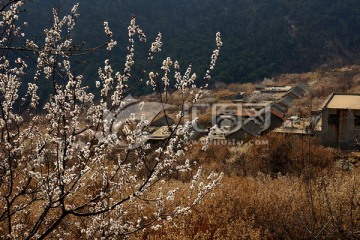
[
  {"left": 277, "top": 95, "right": 293, "bottom": 108},
  {"left": 243, "top": 120, "right": 262, "bottom": 136}
]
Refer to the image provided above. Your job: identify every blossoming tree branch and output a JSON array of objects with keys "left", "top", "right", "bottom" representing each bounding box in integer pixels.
[{"left": 0, "top": 1, "right": 223, "bottom": 239}]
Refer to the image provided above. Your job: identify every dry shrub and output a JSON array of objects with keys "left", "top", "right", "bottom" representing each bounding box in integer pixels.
[
  {"left": 196, "top": 109, "right": 212, "bottom": 125},
  {"left": 274, "top": 65, "right": 360, "bottom": 103},
  {"left": 275, "top": 73, "right": 315, "bottom": 85},
  {"left": 224, "top": 144, "right": 252, "bottom": 176},
  {"left": 132, "top": 170, "right": 360, "bottom": 239},
  {"left": 308, "top": 97, "right": 326, "bottom": 111},
  {"left": 186, "top": 143, "right": 231, "bottom": 175},
  {"left": 245, "top": 133, "right": 338, "bottom": 177},
  {"left": 227, "top": 83, "right": 256, "bottom": 94},
  {"left": 247, "top": 171, "right": 360, "bottom": 239},
  {"left": 215, "top": 89, "right": 235, "bottom": 99},
  {"left": 132, "top": 177, "right": 263, "bottom": 240},
  {"left": 309, "top": 78, "right": 341, "bottom": 99},
  {"left": 287, "top": 95, "right": 312, "bottom": 117}
]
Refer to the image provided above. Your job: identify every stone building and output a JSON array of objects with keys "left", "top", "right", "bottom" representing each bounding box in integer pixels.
[{"left": 318, "top": 93, "right": 360, "bottom": 150}]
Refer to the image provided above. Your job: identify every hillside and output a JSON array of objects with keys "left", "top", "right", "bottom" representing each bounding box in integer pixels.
[{"left": 23, "top": 0, "right": 360, "bottom": 89}]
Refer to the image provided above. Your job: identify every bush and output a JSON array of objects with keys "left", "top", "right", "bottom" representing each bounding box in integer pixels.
[
  {"left": 133, "top": 171, "right": 360, "bottom": 239},
  {"left": 245, "top": 133, "right": 339, "bottom": 177}
]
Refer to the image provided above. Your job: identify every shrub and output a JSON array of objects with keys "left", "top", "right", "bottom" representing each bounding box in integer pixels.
[{"left": 245, "top": 133, "right": 338, "bottom": 177}]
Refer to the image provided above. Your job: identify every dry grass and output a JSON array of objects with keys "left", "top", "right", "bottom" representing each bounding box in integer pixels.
[
  {"left": 132, "top": 169, "right": 360, "bottom": 240},
  {"left": 127, "top": 133, "right": 360, "bottom": 239}
]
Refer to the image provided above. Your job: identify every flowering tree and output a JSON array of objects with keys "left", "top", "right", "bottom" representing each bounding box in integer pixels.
[{"left": 0, "top": 1, "right": 223, "bottom": 239}]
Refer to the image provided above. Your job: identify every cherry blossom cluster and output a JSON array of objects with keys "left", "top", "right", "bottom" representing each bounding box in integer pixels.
[
  {"left": 206, "top": 31, "right": 222, "bottom": 79},
  {"left": 150, "top": 32, "right": 162, "bottom": 56}
]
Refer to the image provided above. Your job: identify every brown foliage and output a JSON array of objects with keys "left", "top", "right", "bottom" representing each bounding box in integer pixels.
[
  {"left": 245, "top": 133, "right": 339, "bottom": 177},
  {"left": 133, "top": 170, "right": 360, "bottom": 239}
]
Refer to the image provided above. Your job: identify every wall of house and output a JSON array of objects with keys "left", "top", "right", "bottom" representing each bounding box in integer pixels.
[
  {"left": 268, "top": 115, "right": 283, "bottom": 132},
  {"left": 353, "top": 110, "right": 360, "bottom": 150},
  {"left": 321, "top": 108, "right": 360, "bottom": 150},
  {"left": 227, "top": 129, "right": 247, "bottom": 141}
]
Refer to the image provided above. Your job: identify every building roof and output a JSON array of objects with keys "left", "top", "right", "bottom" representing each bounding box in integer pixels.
[
  {"left": 287, "top": 87, "right": 305, "bottom": 98},
  {"left": 322, "top": 93, "right": 360, "bottom": 110},
  {"left": 221, "top": 92, "right": 245, "bottom": 100},
  {"left": 271, "top": 108, "right": 285, "bottom": 119},
  {"left": 272, "top": 92, "right": 288, "bottom": 100},
  {"left": 242, "top": 101, "right": 273, "bottom": 107},
  {"left": 272, "top": 102, "right": 287, "bottom": 114},
  {"left": 243, "top": 120, "right": 262, "bottom": 136},
  {"left": 147, "top": 126, "right": 171, "bottom": 140},
  {"left": 277, "top": 95, "right": 294, "bottom": 108},
  {"left": 273, "top": 118, "right": 313, "bottom": 135},
  {"left": 150, "top": 114, "right": 175, "bottom": 127},
  {"left": 273, "top": 127, "right": 312, "bottom": 135},
  {"left": 262, "top": 86, "right": 292, "bottom": 93},
  {"left": 112, "top": 95, "right": 174, "bottom": 123},
  {"left": 298, "top": 82, "right": 309, "bottom": 92}
]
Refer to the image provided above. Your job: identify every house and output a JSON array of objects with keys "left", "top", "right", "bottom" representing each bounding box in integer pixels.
[
  {"left": 146, "top": 126, "right": 172, "bottom": 141},
  {"left": 255, "top": 84, "right": 292, "bottom": 93},
  {"left": 317, "top": 93, "right": 360, "bottom": 150},
  {"left": 261, "top": 85, "right": 293, "bottom": 93},
  {"left": 274, "top": 116, "right": 313, "bottom": 135},
  {"left": 277, "top": 95, "right": 294, "bottom": 109},
  {"left": 187, "top": 83, "right": 308, "bottom": 143},
  {"left": 150, "top": 113, "right": 175, "bottom": 127},
  {"left": 286, "top": 82, "right": 308, "bottom": 99},
  {"left": 275, "top": 83, "right": 308, "bottom": 110},
  {"left": 203, "top": 101, "right": 283, "bottom": 141}
]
